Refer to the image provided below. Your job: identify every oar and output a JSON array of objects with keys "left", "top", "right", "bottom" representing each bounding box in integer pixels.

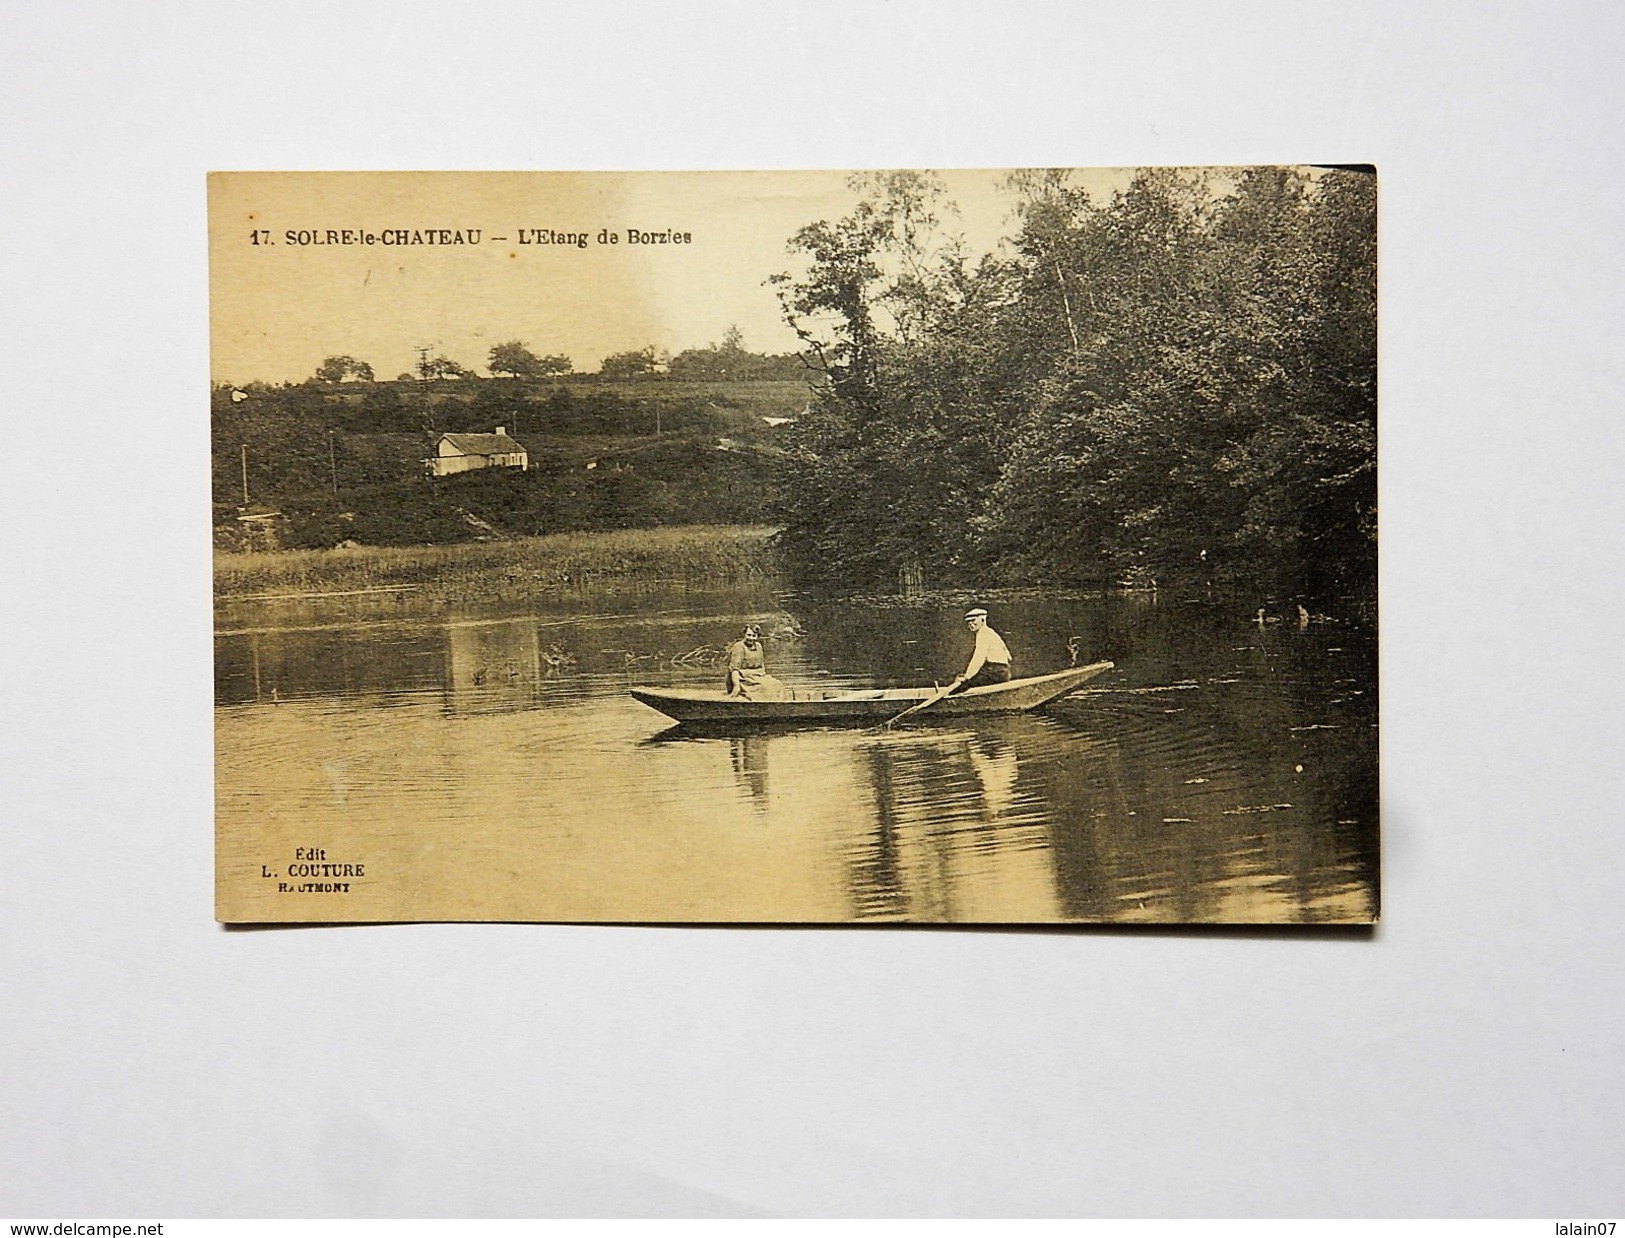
[{"left": 881, "top": 680, "right": 956, "bottom": 729}]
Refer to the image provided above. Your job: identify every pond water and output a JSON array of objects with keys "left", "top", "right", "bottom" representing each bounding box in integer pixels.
[{"left": 215, "top": 585, "right": 1378, "bottom": 924}]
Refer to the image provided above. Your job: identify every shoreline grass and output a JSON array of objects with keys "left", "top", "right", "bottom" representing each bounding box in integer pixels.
[{"left": 215, "top": 524, "right": 781, "bottom": 605}]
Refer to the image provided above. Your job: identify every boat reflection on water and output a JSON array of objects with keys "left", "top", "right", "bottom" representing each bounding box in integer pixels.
[
  {"left": 729, "top": 735, "right": 771, "bottom": 811},
  {"left": 848, "top": 724, "right": 1060, "bottom": 921},
  {"left": 645, "top": 708, "right": 1372, "bottom": 924},
  {"left": 215, "top": 587, "right": 1377, "bottom": 924}
]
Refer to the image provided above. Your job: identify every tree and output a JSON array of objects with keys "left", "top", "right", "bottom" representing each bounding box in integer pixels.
[
  {"left": 488, "top": 340, "right": 541, "bottom": 379},
  {"left": 981, "top": 167, "right": 1376, "bottom": 595},
  {"left": 486, "top": 340, "right": 571, "bottom": 380},
  {"left": 768, "top": 166, "right": 1377, "bottom": 604},
  {"left": 599, "top": 346, "right": 658, "bottom": 380},
  {"left": 417, "top": 353, "right": 472, "bottom": 381},
  {"left": 768, "top": 171, "right": 1012, "bottom": 591},
  {"left": 313, "top": 355, "right": 374, "bottom": 382},
  {"left": 668, "top": 325, "right": 758, "bottom": 381}
]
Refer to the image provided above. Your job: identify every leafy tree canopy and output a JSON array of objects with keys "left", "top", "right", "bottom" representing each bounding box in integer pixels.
[
  {"left": 771, "top": 167, "right": 1377, "bottom": 605},
  {"left": 668, "top": 326, "right": 804, "bottom": 382},
  {"left": 488, "top": 340, "right": 573, "bottom": 379},
  {"left": 599, "top": 346, "right": 660, "bottom": 380},
  {"left": 417, "top": 353, "right": 473, "bottom": 381},
  {"left": 313, "top": 355, "right": 375, "bottom": 382}
]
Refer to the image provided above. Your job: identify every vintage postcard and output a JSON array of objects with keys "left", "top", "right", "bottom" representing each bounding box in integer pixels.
[{"left": 211, "top": 168, "right": 1377, "bottom": 924}]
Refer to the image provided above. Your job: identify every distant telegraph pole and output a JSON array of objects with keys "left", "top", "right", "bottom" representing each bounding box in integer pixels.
[
  {"left": 240, "top": 444, "right": 250, "bottom": 505},
  {"left": 329, "top": 430, "right": 339, "bottom": 496},
  {"left": 416, "top": 343, "right": 434, "bottom": 431}
]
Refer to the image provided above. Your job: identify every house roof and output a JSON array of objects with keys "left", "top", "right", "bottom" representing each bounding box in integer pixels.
[{"left": 440, "top": 432, "right": 525, "bottom": 455}]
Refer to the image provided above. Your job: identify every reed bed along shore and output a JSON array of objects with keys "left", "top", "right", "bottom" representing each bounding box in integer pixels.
[{"left": 215, "top": 525, "right": 780, "bottom": 605}]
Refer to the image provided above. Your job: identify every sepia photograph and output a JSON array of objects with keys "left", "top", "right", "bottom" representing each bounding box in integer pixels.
[
  {"left": 211, "top": 167, "right": 1378, "bottom": 925},
  {"left": 14, "top": 0, "right": 1625, "bottom": 1221}
]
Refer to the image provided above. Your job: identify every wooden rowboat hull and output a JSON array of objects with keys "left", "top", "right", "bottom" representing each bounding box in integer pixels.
[{"left": 630, "top": 661, "right": 1113, "bottom": 726}]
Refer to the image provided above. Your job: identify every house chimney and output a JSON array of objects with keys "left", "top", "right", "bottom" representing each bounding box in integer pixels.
[{"left": 496, "top": 426, "right": 506, "bottom": 438}]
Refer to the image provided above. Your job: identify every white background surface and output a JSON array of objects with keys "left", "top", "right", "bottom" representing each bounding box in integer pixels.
[{"left": 3, "top": 0, "right": 1622, "bottom": 1218}]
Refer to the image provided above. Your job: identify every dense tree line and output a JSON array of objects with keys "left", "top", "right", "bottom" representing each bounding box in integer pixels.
[
  {"left": 668, "top": 327, "right": 806, "bottom": 382},
  {"left": 306, "top": 337, "right": 804, "bottom": 385},
  {"left": 771, "top": 168, "right": 1376, "bottom": 605}
]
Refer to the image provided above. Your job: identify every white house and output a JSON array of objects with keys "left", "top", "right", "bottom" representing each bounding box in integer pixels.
[{"left": 424, "top": 427, "right": 529, "bottom": 477}]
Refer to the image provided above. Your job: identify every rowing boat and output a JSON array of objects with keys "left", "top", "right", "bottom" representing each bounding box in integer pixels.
[{"left": 629, "top": 661, "right": 1113, "bottom": 726}]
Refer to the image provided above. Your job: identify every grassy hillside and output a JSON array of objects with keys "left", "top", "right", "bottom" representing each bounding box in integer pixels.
[
  {"left": 212, "top": 377, "right": 807, "bottom": 549},
  {"left": 215, "top": 524, "right": 780, "bottom": 603}
]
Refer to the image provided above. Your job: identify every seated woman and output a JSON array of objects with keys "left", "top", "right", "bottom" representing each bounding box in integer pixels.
[{"left": 724, "top": 624, "right": 791, "bottom": 701}]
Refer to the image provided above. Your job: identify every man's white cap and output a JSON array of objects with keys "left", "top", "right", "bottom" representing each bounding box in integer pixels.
[{"left": 964, "top": 607, "right": 988, "bottom": 619}]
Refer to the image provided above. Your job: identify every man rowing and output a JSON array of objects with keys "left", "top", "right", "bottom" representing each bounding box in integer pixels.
[{"left": 948, "top": 607, "right": 1012, "bottom": 693}]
